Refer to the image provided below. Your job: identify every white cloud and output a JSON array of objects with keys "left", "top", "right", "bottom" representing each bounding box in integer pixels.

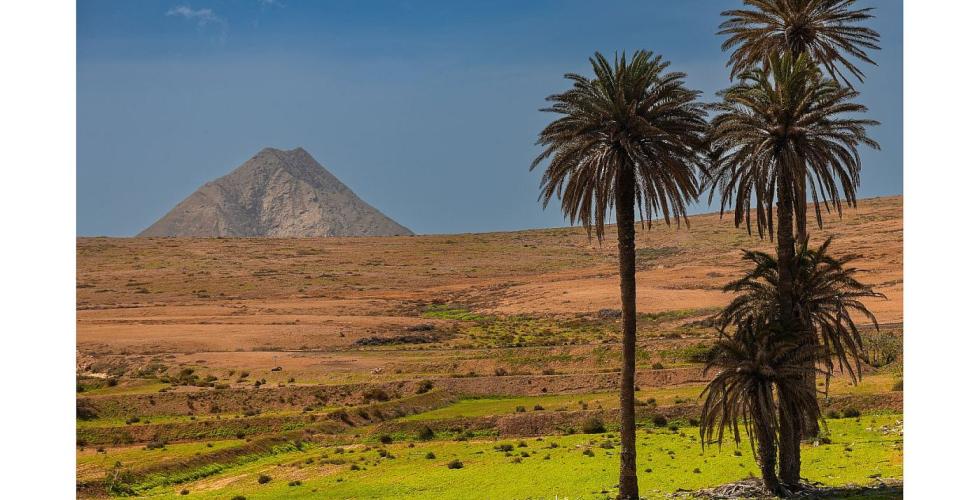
[{"left": 166, "top": 5, "right": 224, "bottom": 27}]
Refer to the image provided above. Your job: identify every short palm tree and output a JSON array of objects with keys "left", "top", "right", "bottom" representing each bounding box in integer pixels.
[
  {"left": 716, "top": 237, "right": 884, "bottom": 382},
  {"left": 532, "top": 50, "right": 707, "bottom": 499},
  {"left": 712, "top": 236, "right": 882, "bottom": 484},
  {"left": 719, "top": 0, "right": 881, "bottom": 86},
  {"left": 700, "top": 319, "right": 821, "bottom": 496}
]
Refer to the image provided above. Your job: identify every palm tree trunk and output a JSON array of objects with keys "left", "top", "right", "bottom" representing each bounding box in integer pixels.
[
  {"left": 615, "top": 172, "right": 639, "bottom": 500},
  {"left": 777, "top": 388, "right": 802, "bottom": 487},
  {"left": 753, "top": 406, "right": 783, "bottom": 496},
  {"left": 775, "top": 172, "right": 802, "bottom": 487}
]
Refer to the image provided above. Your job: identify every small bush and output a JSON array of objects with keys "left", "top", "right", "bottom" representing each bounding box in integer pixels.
[
  {"left": 288, "top": 480, "right": 302, "bottom": 487},
  {"left": 582, "top": 448, "right": 594, "bottom": 457},
  {"left": 533, "top": 404, "right": 544, "bottom": 411},
  {"left": 418, "top": 426, "right": 435, "bottom": 441},
  {"left": 416, "top": 380, "right": 434, "bottom": 394},
  {"left": 515, "top": 406, "right": 526, "bottom": 413},
  {"left": 425, "top": 451, "right": 436, "bottom": 459},
  {"left": 517, "top": 441, "right": 527, "bottom": 448},
  {"left": 180, "top": 489, "right": 189, "bottom": 496},
  {"left": 582, "top": 417, "right": 605, "bottom": 434},
  {"left": 843, "top": 407, "right": 861, "bottom": 418},
  {"left": 826, "top": 410, "right": 841, "bottom": 419},
  {"left": 599, "top": 440, "right": 614, "bottom": 449},
  {"left": 494, "top": 367, "right": 508, "bottom": 376},
  {"left": 379, "top": 434, "right": 393, "bottom": 444},
  {"left": 362, "top": 388, "right": 390, "bottom": 403},
  {"left": 257, "top": 474, "right": 271, "bottom": 484},
  {"left": 231, "top": 496, "right": 246, "bottom": 500},
  {"left": 447, "top": 459, "right": 464, "bottom": 469},
  {"left": 652, "top": 415, "right": 668, "bottom": 427},
  {"left": 495, "top": 443, "right": 514, "bottom": 452},
  {"left": 651, "top": 362, "right": 665, "bottom": 370}
]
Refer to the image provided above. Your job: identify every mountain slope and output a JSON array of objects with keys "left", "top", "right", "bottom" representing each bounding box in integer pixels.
[{"left": 138, "top": 147, "right": 412, "bottom": 237}]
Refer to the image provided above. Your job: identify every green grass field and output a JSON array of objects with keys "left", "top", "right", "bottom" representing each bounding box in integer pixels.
[{"left": 128, "top": 415, "right": 901, "bottom": 499}]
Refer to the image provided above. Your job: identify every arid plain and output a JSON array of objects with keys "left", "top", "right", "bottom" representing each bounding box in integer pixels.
[{"left": 76, "top": 196, "right": 903, "bottom": 498}]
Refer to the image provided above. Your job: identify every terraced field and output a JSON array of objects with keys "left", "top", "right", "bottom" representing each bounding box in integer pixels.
[{"left": 77, "top": 196, "right": 903, "bottom": 498}]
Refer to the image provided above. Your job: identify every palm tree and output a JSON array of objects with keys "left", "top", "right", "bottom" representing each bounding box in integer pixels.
[
  {"left": 704, "top": 52, "right": 877, "bottom": 330},
  {"left": 713, "top": 236, "right": 883, "bottom": 482},
  {"left": 717, "top": 237, "right": 884, "bottom": 382},
  {"left": 719, "top": 0, "right": 881, "bottom": 86},
  {"left": 532, "top": 50, "right": 707, "bottom": 499},
  {"left": 703, "top": 52, "right": 877, "bottom": 485},
  {"left": 700, "top": 319, "right": 821, "bottom": 496}
]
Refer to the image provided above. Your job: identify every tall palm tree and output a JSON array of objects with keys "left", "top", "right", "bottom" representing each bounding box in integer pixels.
[
  {"left": 719, "top": 0, "right": 881, "bottom": 87},
  {"left": 703, "top": 52, "right": 877, "bottom": 485},
  {"left": 532, "top": 50, "right": 707, "bottom": 499},
  {"left": 700, "top": 319, "right": 821, "bottom": 496}
]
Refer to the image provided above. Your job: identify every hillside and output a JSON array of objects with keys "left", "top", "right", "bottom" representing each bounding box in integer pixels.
[
  {"left": 138, "top": 147, "right": 412, "bottom": 237},
  {"left": 79, "top": 195, "right": 901, "bottom": 356}
]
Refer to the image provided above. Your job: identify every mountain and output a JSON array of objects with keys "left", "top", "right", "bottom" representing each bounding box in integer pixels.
[{"left": 138, "top": 147, "right": 412, "bottom": 237}]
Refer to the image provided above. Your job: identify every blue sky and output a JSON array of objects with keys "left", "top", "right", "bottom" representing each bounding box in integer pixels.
[{"left": 77, "top": 0, "right": 902, "bottom": 236}]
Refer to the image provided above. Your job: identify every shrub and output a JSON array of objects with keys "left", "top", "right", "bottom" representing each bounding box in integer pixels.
[
  {"left": 652, "top": 415, "right": 668, "bottom": 427},
  {"left": 447, "top": 459, "right": 464, "bottom": 469},
  {"left": 231, "top": 496, "right": 246, "bottom": 500},
  {"left": 517, "top": 441, "right": 528, "bottom": 448},
  {"left": 494, "top": 367, "right": 508, "bottom": 376},
  {"left": 495, "top": 443, "right": 514, "bottom": 452},
  {"left": 180, "top": 489, "right": 189, "bottom": 496},
  {"left": 533, "top": 404, "right": 544, "bottom": 411},
  {"left": 257, "top": 475, "right": 271, "bottom": 484},
  {"left": 425, "top": 451, "right": 436, "bottom": 459},
  {"left": 598, "top": 440, "right": 614, "bottom": 449},
  {"left": 418, "top": 426, "right": 435, "bottom": 441},
  {"left": 125, "top": 416, "right": 141, "bottom": 425},
  {"left": 826, "top": 410, "right": 841, "bottom": 419},
  {"left": 362, "top": 388, "right": 390, "bottom": 403},
  {"left": 651, "top": 362, "right": 665, "bottom": 370},
  {"left": 416, "top": 380, "right": 434, "bottom": 394},
  {"left": 145, "top": 440, "right": 166, "bottom": 450},
  {"left": 582, "top": 448, "right": 594, "bottom": 457},
  {"left": 668, "top": 424, "right": 679, "bottom": 432},
  {"left": 843, "top": 407, "right": 861, "bottom": 418},
  {"left": 582, "top": 417, "right": 605, "bottom": 434},
  {"left": 288, "top": 480, "right": 302, "bottom": 487},
  {"left": 378, "top": 434, "right": 393, "bottom": 444},
  {"left": 515, "top": 406, "right": 526, "bottom": 413}
]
